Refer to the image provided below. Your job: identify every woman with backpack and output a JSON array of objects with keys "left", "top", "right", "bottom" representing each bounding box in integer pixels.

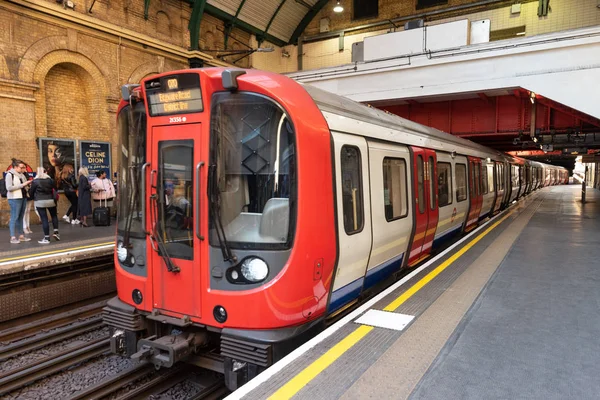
[
  {"left": 5, "top": 158, "right": 32, "bottom": 244},
  {"left": 29, "top": 167, "right": 60, "bottom": 244}
]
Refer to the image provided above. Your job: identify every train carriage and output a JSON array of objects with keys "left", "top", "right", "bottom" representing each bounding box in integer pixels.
[{"left": 105, "top": 68, "right": 566, "bottom": 390}]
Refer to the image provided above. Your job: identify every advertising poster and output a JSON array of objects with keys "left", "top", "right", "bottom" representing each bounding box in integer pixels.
[
  {"left": 39, "top": 138, "right": 77, "bottom": 189},
  {"left": 80, "top": 141, "right": 111, "bottom": 182}
]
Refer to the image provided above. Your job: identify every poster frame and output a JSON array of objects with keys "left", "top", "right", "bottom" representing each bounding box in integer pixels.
[{"left": 79, "top": 140, "right": 112, "bottom": 182}]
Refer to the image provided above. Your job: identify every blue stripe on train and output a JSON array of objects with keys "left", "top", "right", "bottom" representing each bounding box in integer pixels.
[
  {"left": 328, "top": 253, "right": 404, "bottom": 313},
  {"left": 432, "top": 225, "right": 462, "bottom": 249},
  {"left": 328, "top": 278, "right": 364, "bottom": 313}
]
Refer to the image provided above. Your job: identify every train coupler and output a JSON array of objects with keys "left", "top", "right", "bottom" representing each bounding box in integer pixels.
[{"left": 131, "top": 331, "right": 209, "bottom": 368}]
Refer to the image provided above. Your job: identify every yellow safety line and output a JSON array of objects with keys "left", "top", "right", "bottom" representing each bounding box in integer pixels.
[
  {"left": 268, "top": 210, "right": 514, "bottom": 400},
  {"left": 0, "top": 241, "right": 115, "bottom": 263}
]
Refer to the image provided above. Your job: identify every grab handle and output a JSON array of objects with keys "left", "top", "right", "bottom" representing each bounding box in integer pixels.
[{"left": 195, "top": 162, "right": 205, "bottom": 240}]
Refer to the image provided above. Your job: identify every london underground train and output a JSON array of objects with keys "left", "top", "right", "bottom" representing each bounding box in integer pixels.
[{"left": 105, "top": 68, "right": 567, "bottom": 390}]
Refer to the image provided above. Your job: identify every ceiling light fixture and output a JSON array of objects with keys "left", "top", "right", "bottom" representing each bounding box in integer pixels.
[{"left": 333, "top": 0, "right": 343, "bottom": 13}]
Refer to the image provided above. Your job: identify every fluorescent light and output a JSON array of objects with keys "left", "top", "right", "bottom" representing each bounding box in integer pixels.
[
  {"left": 516, "top": 32, "right": 526, "bottom": 36},
  {"left": 333, "top": 0, "right": 343, "bottom": 12}
]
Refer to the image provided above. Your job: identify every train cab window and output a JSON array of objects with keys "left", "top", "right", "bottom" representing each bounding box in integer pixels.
[
  {"left": 209, "top": 92, "right": 296, "bottom": 250},
  {"left": 437, "top": 162, "right": 452, "bottom": 207},
  {"left": 456, "top": 163, "right": 467, "bottom": 202},
  {"left": 157, "top": 140, "right": 194, "bottom": 260},
  {"left": 341, "top": 146, "right": 364, "bottom": 234},
  {"left": 383, "top": 158, "right": 408, "bottom": 221},
  {"left": 417, "top": 156, "right": 425, "bottom": 213}
]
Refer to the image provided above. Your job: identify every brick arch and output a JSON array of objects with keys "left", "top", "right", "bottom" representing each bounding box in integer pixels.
[
  {"left": 18, "top": 36, "right": 110, "bottom": 84},
  {"left": 128, "top": 61, "right": 161, "bottom": 84},
  {"left": 156, "top": 11, "right": 171, "bottom": 36},
  {"left": 32, "top": 50, "right": 109, "bottom": 142}
]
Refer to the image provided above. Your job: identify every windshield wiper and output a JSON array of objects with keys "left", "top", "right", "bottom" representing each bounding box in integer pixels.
[
  {"left": 150, "top": 193, "right": 180, "bottom": 273},
  {"left": 207, "top": 164, "right": 236, "bottom": 263},
  {"left": 123, "top": 105, "right": 145, "bottom": 248}
]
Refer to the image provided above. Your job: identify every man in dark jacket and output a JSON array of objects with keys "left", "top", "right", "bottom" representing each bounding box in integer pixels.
[{"left": 29, "top": 168, "right": 60, "bottom": 244}]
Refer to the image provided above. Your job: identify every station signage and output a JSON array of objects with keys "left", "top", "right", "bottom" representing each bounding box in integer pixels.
[
  {"left": 80, "top": 141, "right": 111, "bottom": 181},
  {"left": 146, "top": 74, "right": 203, "bottom": 117}
]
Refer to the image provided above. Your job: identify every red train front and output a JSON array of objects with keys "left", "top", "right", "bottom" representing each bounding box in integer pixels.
[{"left": 104, "top": 68, "right": 336, "bottom": 390}]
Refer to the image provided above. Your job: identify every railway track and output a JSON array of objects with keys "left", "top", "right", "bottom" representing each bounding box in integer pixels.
[
  {"left": 0, "top": 337, "right": 110, "bottom": 396},
  {"left": 0, "top": 298, "right": 107, "bottom": 344},
  {"left": 68, "top": 363, "right": 228, "bottom": 400}
]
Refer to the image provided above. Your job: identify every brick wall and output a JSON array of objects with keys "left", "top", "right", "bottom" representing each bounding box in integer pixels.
[
  {"left": 0, "top": 0, "right": 251, "bottom": 227},
  {"left": 251, "top": 0, "right": 600, "bottom": 72}
]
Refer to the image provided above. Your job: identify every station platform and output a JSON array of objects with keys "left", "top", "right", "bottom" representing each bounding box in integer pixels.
[
  {"left": 228, "top": 185, "right": 600, "bottom": 400},
  {"left": 0, "top": 220, "right": 115, "bottom": 276}
]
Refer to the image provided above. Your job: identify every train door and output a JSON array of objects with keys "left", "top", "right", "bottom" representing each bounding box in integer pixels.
[
  {"left": 149, "top": 124, "right": 202, "bottom": 318},
  {"left": 364, "top": 142, "right": 412, "bottom": 289},
  {"left": 492, "top": 161, "right": 503, "bottom": 214},
  {"left": 328, "top": 132, "right": 372, "bottom": 313},
  {"left": 407, "top": 147, "right": 438, "bottom": 266},
  {"left": 464, "top": 157, "right": 483, "bottom": 232}
]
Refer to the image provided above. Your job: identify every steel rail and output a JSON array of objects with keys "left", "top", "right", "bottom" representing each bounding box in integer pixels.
[
  {"left": 68, "top": 363, "right": 156, "bottom": 400},
  {"left": 0, "top": 299, "right": 108, "bottom": 344},
  {"left": 0, "top": 317, "right": 104, "bottom": 361},
  {"left": 0, "top": 337, "right": 110, "bottom": 396}
]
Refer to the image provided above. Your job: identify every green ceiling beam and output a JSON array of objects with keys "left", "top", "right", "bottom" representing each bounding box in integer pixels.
[
  {"left": 289, "top": 0, "right": 329, "bottom": 44},
  {"left": 188, "top": 0, "right": 208, "bottom": 50},
  {"left": 204, "top": 4, "right": 287, "bottom": 47},
  {"left": 144, "top": 0, "right": 151, "bottom": 19},
  {"left": 258, "top": 0, "right": 287, "bottom": 46},
  {"left": 224, "top": 0, "right": 248, "bottom": 48}
]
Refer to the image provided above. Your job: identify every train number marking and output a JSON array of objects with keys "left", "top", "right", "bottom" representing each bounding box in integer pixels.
[{"left": 169, "top": 116, "right": 187, "bottom": 123}]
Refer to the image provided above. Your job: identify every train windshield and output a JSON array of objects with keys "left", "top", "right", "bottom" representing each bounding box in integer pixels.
[
  {"left": 117, "top": 102, "right": 147, "bottom": 238},
  {"left": 209, "top": 92, "right": 296, "bottom": 250}
]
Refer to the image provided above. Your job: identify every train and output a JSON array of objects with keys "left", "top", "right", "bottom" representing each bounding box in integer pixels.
[{"left": 104, "top": 68, "right": 568, "bottom": 391}]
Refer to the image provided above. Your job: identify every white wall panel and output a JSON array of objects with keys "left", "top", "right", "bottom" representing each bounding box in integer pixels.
[
  {"left": 363, "top": 30, "right": 424, "bottom": 62},
  {"left": 425, "top": 19, "right": 469, "bottom": 51}
]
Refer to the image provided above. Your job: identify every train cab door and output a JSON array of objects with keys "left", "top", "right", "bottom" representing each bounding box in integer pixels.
[
  {"left": 464, "top": 157, "right": 483, "bottom": 232},
  {"left": 148, "top": 124, "right": 203, "bottom": 318},
  {"left": 407, "top": 147, "right": 438, "bottom": 266}
]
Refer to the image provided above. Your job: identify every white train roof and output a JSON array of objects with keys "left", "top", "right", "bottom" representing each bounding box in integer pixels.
[{"left": 301, "top": 83, "right": 565, "bottom": 171}]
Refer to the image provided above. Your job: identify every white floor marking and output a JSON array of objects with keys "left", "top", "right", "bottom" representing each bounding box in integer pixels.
[
  {"left": 225, "top": 200, "right": 520, "bottom": 400},
  {"left": 355, "top": 309, "right": 414, "bottom": 331}
]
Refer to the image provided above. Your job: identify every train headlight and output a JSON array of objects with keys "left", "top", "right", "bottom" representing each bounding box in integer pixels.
[
  {"left": 240, "top": 258, "right": 269, "bottom": 283},
  {"left": 117, "top": 242, "right": 128, "bottom": 263}
]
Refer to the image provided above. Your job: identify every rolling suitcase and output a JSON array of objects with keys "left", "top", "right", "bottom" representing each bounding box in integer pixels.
[{"left": 93, "top": 196, "right": 111, "bottom": 226}]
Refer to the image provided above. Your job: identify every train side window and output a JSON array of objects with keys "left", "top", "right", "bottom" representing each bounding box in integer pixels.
[
  {"left": 429, "top": 156, "right": 435, "bottom": 210},
  {"left": 456, "top": 163, "right": 467, "bottom": 202},
  {"left": 417, "top": 156, "right": 425, "bottom": 214},
  {"left": 383, "top": 157, "right": 408, "bottom": 221},
  {"left": 437, "top": 162, "right": 452, "bottom": 207},
  {"left": 474, "top": 164, "right": 480, "bottom": 196},
  {"left": 488, "top": 165, "right": 494, "bottom": 193},
  {"left": 481, "top": 164, "right": 488, "bottom": 194},
  {"left": 341, "top": 145, "right": 364, "bottom": 235}
]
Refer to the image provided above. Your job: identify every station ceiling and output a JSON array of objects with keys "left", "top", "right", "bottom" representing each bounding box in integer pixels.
[{"left": 184, "top": 0, "right": 328, "bottom": 49}]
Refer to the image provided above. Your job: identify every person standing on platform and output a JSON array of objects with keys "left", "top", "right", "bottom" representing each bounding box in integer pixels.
[
  {"left": 91, "top": 170, "right": 115, "bottom": 215},
  {"left": 77, "top": 167, "right": 92, "bottom": 227},
  {"left": 62, "top": 169, "right": 79, "bottom": 224},
  {"left": 29, "top": 167, "right": 60, "bottom": 244},
  {"left": 6, "top": 158, "right": 32, "bottom": 244},
  {"left": 22, "top": 167, "right": 34, "bottom": 234}
]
